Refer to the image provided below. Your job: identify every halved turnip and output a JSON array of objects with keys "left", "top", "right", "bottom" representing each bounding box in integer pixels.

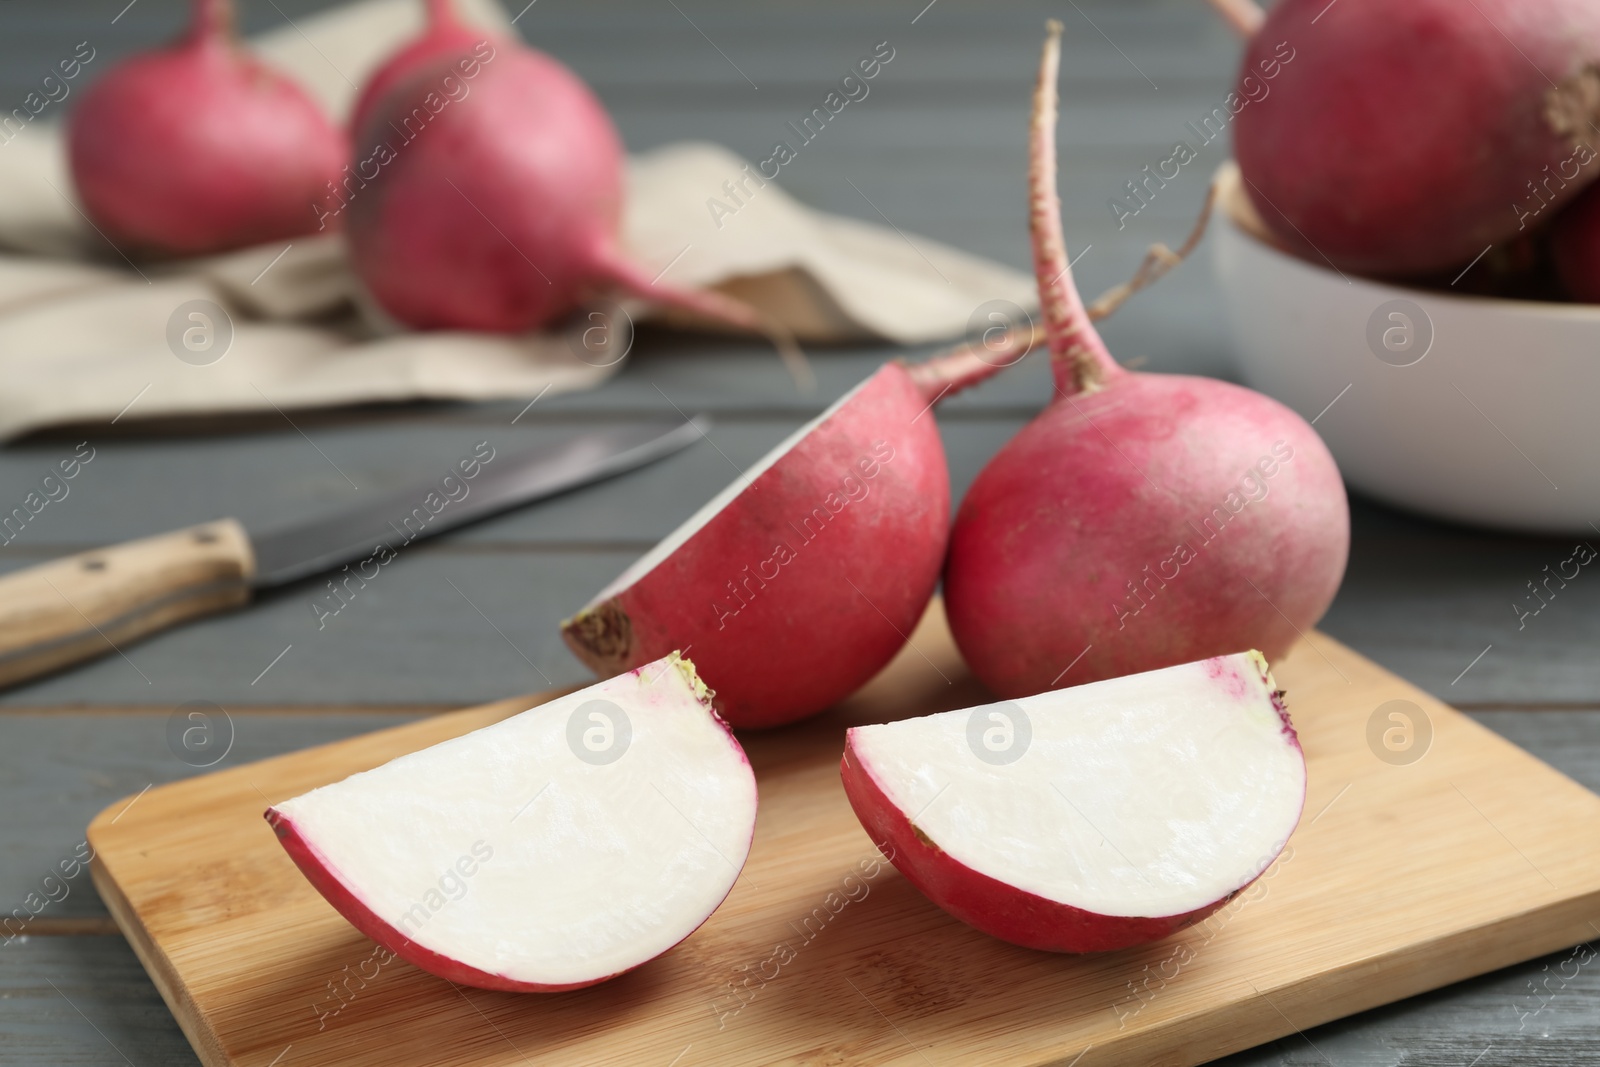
[
  {"left": 267, "top": 654, "right": 756, "bottom": 992},
  {"left": 561, "top": 345, "right": 1016, "bottom": 730},
  {"left": 840, "top": 651, "right": 1305, "bottom": 953}
]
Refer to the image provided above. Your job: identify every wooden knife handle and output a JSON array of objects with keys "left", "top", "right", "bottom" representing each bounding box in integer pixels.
[{"left": 0, "top": 520, "right": 255, "bottom": 689}]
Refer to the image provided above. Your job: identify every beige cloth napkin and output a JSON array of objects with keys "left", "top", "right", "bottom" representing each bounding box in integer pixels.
[{"left": 0, "top": 0, "right": 1035, "bottom": 440}]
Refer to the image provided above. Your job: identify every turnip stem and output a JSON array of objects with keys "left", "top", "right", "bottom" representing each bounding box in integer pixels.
[
  {"left": 193, "top": 0, "right": 234, "bottom": 40},
  {"left": 904, "top": 323, "right": 1043, "bottom": 402},
  {"left": 905, "top": 187, "right": 1208, "bottom": 406},
  {"left": 1087, "top": 181, "right": 1217, "bottom": 321},
  {"left": 425, "top": 0, "right": 461, "bottom": 28},
  {"left": 1030, "top": 20, "right": 1122, "bottom": 396}
]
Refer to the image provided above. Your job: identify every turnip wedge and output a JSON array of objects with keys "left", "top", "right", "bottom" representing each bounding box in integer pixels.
[
  {"left": 268, "top": 653, "right": 756, "bottom": 992},
  {"left": 841, "top": 651, "right": 1305, "bottom": 952}
]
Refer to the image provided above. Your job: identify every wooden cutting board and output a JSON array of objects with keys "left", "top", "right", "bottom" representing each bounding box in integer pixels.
[{"left": 88, "top": 602, "right": 1600, "bottom": 1067}]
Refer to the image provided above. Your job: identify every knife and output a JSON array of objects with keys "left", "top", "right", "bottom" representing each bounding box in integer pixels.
[{"left": 0, "top": 418, "right": 707, "bottom": 690}]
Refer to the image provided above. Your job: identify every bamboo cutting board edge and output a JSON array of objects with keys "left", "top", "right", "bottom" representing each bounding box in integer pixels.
[
  {"left": 85, "top": 618, "right": 1600, "bottom": 1067},
  {"left": 92, "top": 857, "right": 225, "bottom": 1065}
]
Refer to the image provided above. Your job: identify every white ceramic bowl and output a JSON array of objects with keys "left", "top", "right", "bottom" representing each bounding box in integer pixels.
[{"left": 1210, "top": 162, "right": 1599, "bottom": 535}]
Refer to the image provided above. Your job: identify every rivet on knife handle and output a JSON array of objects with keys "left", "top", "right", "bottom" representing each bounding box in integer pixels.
[{"left": 0, "top": 520, "right": 256, "bottom": 689}]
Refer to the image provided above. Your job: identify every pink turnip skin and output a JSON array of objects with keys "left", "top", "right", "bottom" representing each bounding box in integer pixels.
[
  {"left": 345, "top": 35, "right": 785, "bottom": 341},
  {"left": 1223, "top": 0, "right": 1600, "bottom": 276},
  {"left": 1552, "top": 182, "right": 1600, "bottom": 302},
  {"left": 942, "top": 21, "right": 1349, "bottom": 699},
  {"left": 564, "top": 364, "right": 952, "bottom": 730},
  {"left": 67, "top": 0, "right": 344, "bottom": 257},
  {"left": 839, "top": 741, "right": 1236, "bottom": 953},
  {"left": 349, "top": 0, "right": 494, "bottom": 142}
]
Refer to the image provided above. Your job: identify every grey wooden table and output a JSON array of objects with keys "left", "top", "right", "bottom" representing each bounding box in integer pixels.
[{"left": 1, "top": 1, "right": 1597, "bottom": 1064}]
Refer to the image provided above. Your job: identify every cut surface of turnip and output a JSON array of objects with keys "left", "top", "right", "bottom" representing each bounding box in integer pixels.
[
  {"left": 841, "top": 651, "right": 1306, "bottom": 953},
  {"left": 267, "top": 654, "right": 756, "bottom": 992}
]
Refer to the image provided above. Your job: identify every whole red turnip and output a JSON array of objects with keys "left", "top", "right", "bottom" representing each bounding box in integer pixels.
[
  {"left": 1216, "top": 0, "right": 1600, "bottom": 276},
  {"left": 343, "top": 30, "right": 794, "bottom": 356},
  {"left": 941, "top": 20, "right": 1349, "bottom": 699},
  {"left": 68, "top": 0, "right": 344, "bottom": 257}
]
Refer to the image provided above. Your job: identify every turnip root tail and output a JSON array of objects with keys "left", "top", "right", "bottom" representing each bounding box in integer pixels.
[
  {"left": 1204, "top": 0, "right": 1265, "bottom": 38},
  {"left": 592, "top": 246, "right": 815, "bottom": 393},
  {"left": 1031, "top": 21, "right": 1122, "bottom": 396}
]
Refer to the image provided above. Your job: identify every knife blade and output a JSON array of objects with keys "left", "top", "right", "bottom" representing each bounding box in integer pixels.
[{"left": 0, "top": 417, "right": 707, "bottom": 690}]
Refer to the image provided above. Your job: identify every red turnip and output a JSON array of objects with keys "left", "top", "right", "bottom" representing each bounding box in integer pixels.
[
  {"left": 268, "top": 654, "right": 757, "bottom": 992},
  {"left": 941, "top": 21, "right": 1348, "bottom": 699},
  {"left": 1215, "top": 0, "right": 1600, "bottom": 276},
  {"left": 344, "top": 28, "right": 801, "bottom": 374},
  {"left": 841, "top": 651, "right": 1306, "bottom": 953},
  {"left": 561, "top": 338, "right": 1026, "bottom": 730},
  {"left": 68, "top": 0, "right": 344, "bottom": 257}
]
